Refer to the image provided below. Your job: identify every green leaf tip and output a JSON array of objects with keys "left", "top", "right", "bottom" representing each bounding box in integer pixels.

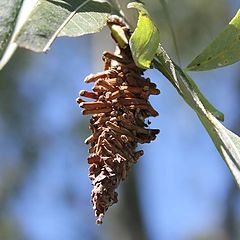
[
  {"left": 127, "top": 2, "right": 147, "bottom": 12},
  {"left": 186, "top": 9, "right": 240, "bottom": 71},
  {"left": 127, "top": 2, "right": 160, "bottom": 69}
]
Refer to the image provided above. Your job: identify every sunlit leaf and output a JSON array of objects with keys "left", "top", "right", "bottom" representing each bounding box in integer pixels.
[
  {"left": 128, "top": 2, "right": 160, "bottom": 69},
  {"left": 154, "top": 47, "right": 240, "bottom": 188},
  {"left": 128, "top": 5, "right": 240, "bottom": 185},
  {"left": 186, "top": 9, "right": 240, "bottom": 71},
  {"left": 199, "top": 114, "right": 240, "bottom": 186},
  {"left": 15, "top": 0, "right": 111, "bottom": 52},
  {"left": 154, "top": 46, "right": 224, "bottom": 121}
]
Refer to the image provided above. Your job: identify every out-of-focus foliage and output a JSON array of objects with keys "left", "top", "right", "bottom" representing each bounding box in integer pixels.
[
  {"left": 143, "top": 0, "right": 229, "bottom": 63},
  {"left": 0, "top": 49, "right": 37, "bottom": 240},
  {"left": 0, "top": 217, "right": 23, "bottom": 240}
]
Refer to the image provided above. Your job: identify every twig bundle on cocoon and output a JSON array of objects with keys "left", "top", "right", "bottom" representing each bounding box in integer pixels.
[{"left": 76, "top": 15, "right": 160, "bottom": 224}]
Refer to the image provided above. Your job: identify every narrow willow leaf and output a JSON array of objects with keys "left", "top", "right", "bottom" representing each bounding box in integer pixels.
[
  {"left": 199, "top": 114, "right": 240, "bottom": 186},
  {"left": 128, "top": 2, "right": 160, "bottom": 69},
  {"left": 15, "top": 0, "right": 111, "bottom": 52},
  {"left": 186, "top": 9, "right": 240, "bottom": 71},
  {"left": 0, "top": 0, "right": 23, "bottom": 69},
  {"left": 154, "top": 48, "right": 240, "bottom": 188},
  {"left": 154, "top": 46, "right": 224, "bottom": 121}
]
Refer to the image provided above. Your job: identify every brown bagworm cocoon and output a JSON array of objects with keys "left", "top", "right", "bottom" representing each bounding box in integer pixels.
[{"left": 77, "top": 15, "right": 160, "bottom": 224}]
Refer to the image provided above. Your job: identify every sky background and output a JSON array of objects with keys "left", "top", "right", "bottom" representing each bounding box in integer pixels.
[{"left": 0, "top": 1, "right": 240, "bottom": 240}]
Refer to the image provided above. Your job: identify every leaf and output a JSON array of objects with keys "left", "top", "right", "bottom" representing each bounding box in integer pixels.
[
  {"left": 15, "top": 0, "right": 111, "bottom": 52},
  {"left": 154, "top": 46, "right": 224, "bottom": 121},
  {"left": 154, "top": 47, "right": 240, "bottom": 188},
  {"left": 199, "top": 114, "right": 240, "bottom": 186},
  {"left": 129, "top": 6, "right": 237, "bottom": 182},
  {"left": 127, "top": 2, "right": 160, "bottom": 69},
  {"left": 186, "top": 9, "right": 240, "bottom": 71},
  {"left": 0, "top": 0, "right": 23, "bottom": 70}
]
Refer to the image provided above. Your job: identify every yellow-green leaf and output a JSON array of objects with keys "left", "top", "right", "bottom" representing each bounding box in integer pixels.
[
  {"left": 128, "top": 2, "right": 160, "bottom": 69},
  {"left": 186, "top": 9, "right": 240, "bottom": 71}
]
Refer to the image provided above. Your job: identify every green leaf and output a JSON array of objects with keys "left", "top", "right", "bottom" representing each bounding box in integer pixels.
[
  {"left": 15, "top": 0, "right": 111, "bottom": 52},
  {"left": 129, "top": 5, "right": 238, "bottom": 182},
  {"left": 199, "top": 114, "right": 240, "bottom": 186},
  {"left": 186, "top": 9, "right": 240, "bottom": 71},
  {"left": 154, "top": 46, "right": 224, "bottom": 121},
  {"left": 0, "top": 0, "right": 23, "bottom": 70},
  {"left": 154, "top": 47, "right": 240, "bottom": 188},
  {"left": 128, "top": 2, "right": 160, "bottom": 69}
]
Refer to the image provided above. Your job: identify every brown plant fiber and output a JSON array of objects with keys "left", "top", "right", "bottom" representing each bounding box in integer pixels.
[{"left": 77, "top": 16, "right": 160, "bottom": 224}]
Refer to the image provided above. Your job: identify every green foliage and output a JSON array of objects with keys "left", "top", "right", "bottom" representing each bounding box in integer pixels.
[
  {"left": 187, "top": 10, "right": 240, "bottom": 71},
  {"left": 15, "top": 0, "right": 111, "bottom": 52},
  {"left": 154, "top": 48, "right": 240, "bottom": 187},
  {"left": 129, "top": 3, "right": 240, "bottom": 187},
  {"left": 153, "top": 51, "right": 224, "bottom": 121},
  {"left": 128, "top": 2, "right": 160, "bottom": 69},
  {"left": 199, "top": 114, "right": 240, "bottom": 186}
]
